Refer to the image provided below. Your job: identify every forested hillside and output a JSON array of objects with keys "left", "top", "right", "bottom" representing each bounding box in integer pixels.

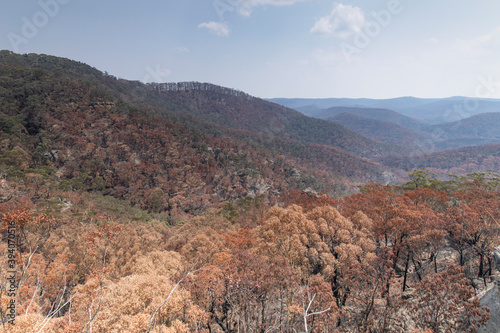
[
  {"left": 0, "top": 51, "right": 499, "bottom": 332},
  {"left": 0, "top": 56, "right": 312, "bottom": 216},
  {"left": 327, "top": 113, "right": 433, "bottom": 154},
  {"left": 380, "top": 144, "right": 500, "bottom": 178},
  {"left": 433, "top": 113, "right": 500, "bottom": 149},
  {"left": 143, "top": 83, "right": 405, "bottom": 160},
  {"left": 0, "top": 51, "right": 395, "bottom": 188},
  {"left": 1, "top": 166, "right": 497, "bottom": 331}
]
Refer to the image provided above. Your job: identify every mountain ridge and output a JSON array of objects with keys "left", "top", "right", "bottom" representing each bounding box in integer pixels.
[
  {"left": 269, "top": 96, "right": 500, "bottom": 123},
  {"left": 3, "top": 50, "right": 500, "bottom": 192},
  {"left": 0, "top": 50, "right": 397, "bottom": 215}
]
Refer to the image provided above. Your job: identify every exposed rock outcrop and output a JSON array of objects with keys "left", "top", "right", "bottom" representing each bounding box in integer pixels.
[
  {"left": 479, "top": 281, "right": 500, "bottom": 333},
  {"left": 478, "top": 246, "right": 500, "bottom": 333}
]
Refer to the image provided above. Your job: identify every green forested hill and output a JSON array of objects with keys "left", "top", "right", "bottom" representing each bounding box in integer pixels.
[
  {"left": 328, "top": 112, "right": 434, "bottom": 154},
  {"left": 143, "top": 83, "right": 405, "bottom": 160},
  {"left": 0, "top": 50, "right": 394, "bottom": 217}
]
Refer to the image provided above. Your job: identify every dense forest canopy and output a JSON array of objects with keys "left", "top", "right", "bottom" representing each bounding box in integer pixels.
[{"left": 0, "top": 51, "right": 499, "bottom": 332}]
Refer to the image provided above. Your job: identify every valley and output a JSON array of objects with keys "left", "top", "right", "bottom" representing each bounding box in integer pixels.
[{"left": 0, "top": 51, "right": 499, "bottom": 332}]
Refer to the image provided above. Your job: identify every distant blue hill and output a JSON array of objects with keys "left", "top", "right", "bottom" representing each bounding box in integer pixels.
[{"left": 268, "top": 96, "right": 500, "bottom": 124}]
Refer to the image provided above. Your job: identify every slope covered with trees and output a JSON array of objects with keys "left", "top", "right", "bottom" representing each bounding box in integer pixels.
[
  {"left": 143, "top": 83, "right": 405, "bottom": 160},
  {"left": 328, "top": 113, "right": 433, "bottom": 154},
  {"left": 433, "top": 113, "right": 500, "bottom": 149},
  {"left": 0, "top": 52, "right": 324, "bottom": 219},
  {"left": 1, "top": 165, "right": 497, "bottom": 331},
  {"left": 380, "top": 144, "right": 500, "bottom": 179},
  {"left": 1, "top": 51, "right": 499, "bottom": 332},
  {"left": 0, "top": 51, "right": 394, "bottom": 188}
]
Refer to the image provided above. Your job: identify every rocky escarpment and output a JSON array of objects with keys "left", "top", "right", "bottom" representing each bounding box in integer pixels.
[{"left": 478, "top": 246, "right": 500, "bottom": 333}]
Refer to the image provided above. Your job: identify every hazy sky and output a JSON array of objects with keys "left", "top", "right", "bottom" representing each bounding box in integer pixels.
[{"left": 2, "top": 0, "right": 500, "bottom": 99}]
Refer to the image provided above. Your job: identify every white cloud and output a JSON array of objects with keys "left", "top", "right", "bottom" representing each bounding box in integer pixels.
[
  {"left": 454, "top": 26, "right": 500, "bottom": 58},
  {"left": 174, "top": 46, "right": 190, "bottom": 53},
  {"left": 426, "top": 37, "right": 440, "bottom": 45},
  {"left": 198, "top": 21, "right": 231, "bottom": 37},
  {"left": 310, "top": 3, "right": 365, "bottom": 39},
  {"left": 236, "top": 0, "right": 306, "bottom": 16},
  {"left": 477, "top": 26, "right": 500, "bottom": 46},
  {"left": 476, "top": 26, "right": 499, "bottom": 44},
  {"left": 209, "top": 0, "right": 306, "bottom": 35}
]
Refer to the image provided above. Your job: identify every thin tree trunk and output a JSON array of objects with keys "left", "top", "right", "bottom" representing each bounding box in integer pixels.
[
  {"left": 402, "top": 252, "right": 410, "bottom": 292},
  {"left": 478, "top": 253, "right": 484, "bottom": 278}
]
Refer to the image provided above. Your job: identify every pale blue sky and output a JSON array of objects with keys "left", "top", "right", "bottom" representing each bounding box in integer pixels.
[{"left": 2, "top": 0, "right": 500, "bottom": 99}]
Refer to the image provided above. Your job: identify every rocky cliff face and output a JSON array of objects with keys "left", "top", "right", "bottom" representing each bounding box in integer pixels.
[
  {"left": 494, "top": 246, "right": 500, "bottom": 271},
  {"left": 478, "top": 246, "right": 500, "bottom": 333},
  {"left": 479, "top": 281, "right": 500, "bottom": 333}
]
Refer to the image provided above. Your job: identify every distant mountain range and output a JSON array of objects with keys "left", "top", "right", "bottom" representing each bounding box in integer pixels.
[
  {"left": 268, "top": 101, "right": 500, "bottom": 154},
  {"left": 293, "top": 106, "right": 432, "bottom": 132},
  {"left": 269, "top": 96, "right": 500, "bottom": 124}
]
